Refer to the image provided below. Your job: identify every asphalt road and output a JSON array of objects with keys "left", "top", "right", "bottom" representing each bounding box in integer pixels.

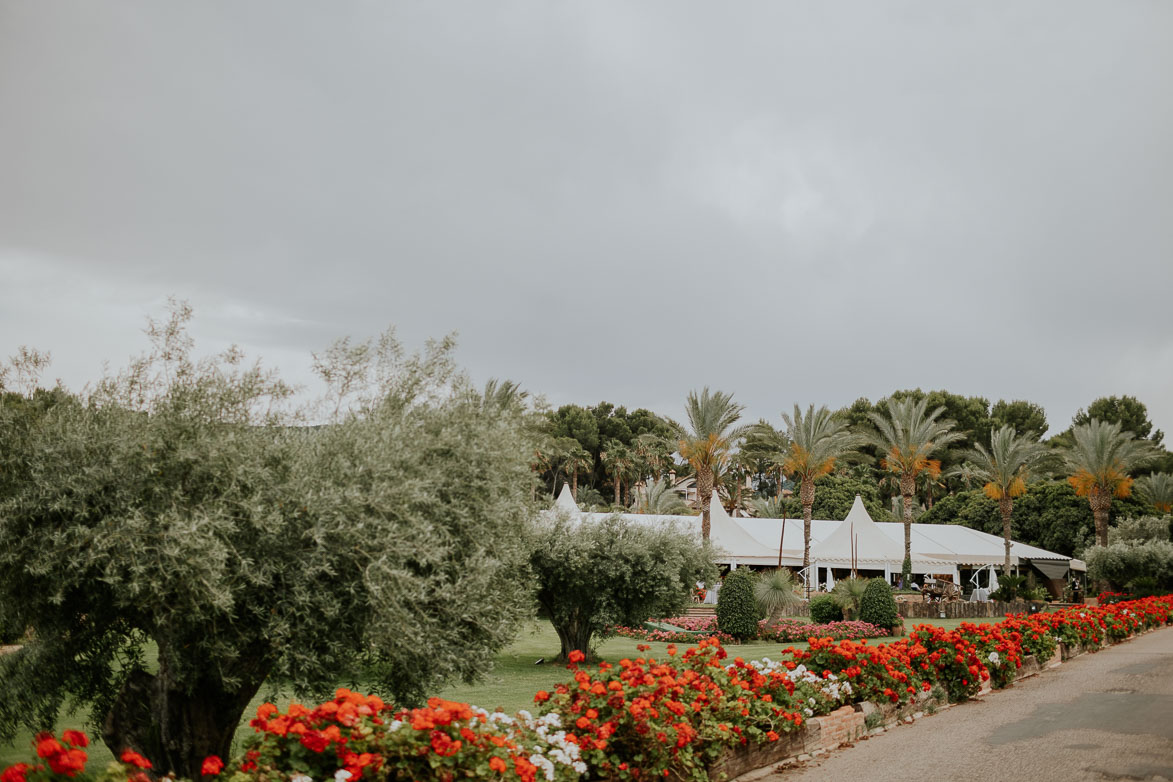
[{"left": 765, "top": 625, "right": 1173, "bottom": 782}]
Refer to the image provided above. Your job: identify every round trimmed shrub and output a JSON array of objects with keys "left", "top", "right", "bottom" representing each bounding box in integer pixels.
[
  {"left": 809, "top": 594, "right": 843, "bottom": 624},
  {"left": 716, "top": 570, "right": 759, "bottom": 641},
  {"left": 859, "top": 578, "right": 901, "bottom": 631}
]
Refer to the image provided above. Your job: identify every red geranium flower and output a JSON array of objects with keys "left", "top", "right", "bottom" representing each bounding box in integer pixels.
[{"left": 120, "top": 750, "right": 152, "bottom": 770}]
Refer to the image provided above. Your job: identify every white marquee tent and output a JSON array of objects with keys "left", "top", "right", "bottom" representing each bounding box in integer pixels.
[{"left": 547, "top": 486, "right": 1085, "bottom": 584}]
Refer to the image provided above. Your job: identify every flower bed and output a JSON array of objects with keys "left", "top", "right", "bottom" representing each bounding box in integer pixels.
[
  {"left": 5, "top": 597, "right": 1172, "bottom": 782},
  {"left": 758, "top": 619, "right": 887, "bottom": 643},
  {"left": 613, "top": 616, "right": 888, "bottom": 644}
]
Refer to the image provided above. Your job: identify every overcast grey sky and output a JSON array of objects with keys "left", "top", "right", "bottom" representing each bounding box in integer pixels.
[{"left": 2, "top": 1, "right": 1171, "bottom": 437}]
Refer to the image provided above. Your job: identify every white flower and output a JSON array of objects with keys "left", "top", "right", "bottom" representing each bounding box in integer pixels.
[
  {"left": 530, "top": 754, "right": 555, "bottom": 781},
  {"left": 988, "top": 651, "right": 1000, "bottom": 664},
  {"left": 334, "top": 771, "right": 352, "bottom": 782},
  {"left": 291, "top": 775, "right": 312, "bottom": 782}
]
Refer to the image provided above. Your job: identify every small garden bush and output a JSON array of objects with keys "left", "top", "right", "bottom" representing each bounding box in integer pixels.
[
  {"left": 716, "top": 570, "right": 759, "bottom": 640},
  {"left": 1085, "top": 540, "right": 1173, "bottom": 593},
  {"left": 858, "top": 579, "right": 900, "bottom": 631},
  {"left": 990, "top": 574, "right": 1027, "bottom": 601},
  {"left": 809, "top": 594, "right": 843, "bottom": 624}
]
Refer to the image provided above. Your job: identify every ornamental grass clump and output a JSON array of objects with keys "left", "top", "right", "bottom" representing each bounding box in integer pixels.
[
  {"left": 858, "top": 579, "right": 901, "bottom": 632},
  {"left": 716, "top": 570, "right": 760, "bottom": 641}
]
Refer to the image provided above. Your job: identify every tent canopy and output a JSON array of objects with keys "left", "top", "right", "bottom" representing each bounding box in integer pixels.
[{"left": 811, "top": 495, "right": 950, "bottom": 570}]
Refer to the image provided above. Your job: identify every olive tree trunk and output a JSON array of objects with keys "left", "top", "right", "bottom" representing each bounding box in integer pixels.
[{"left": 102, "top": 648, "right": 271, "bottom": 779}]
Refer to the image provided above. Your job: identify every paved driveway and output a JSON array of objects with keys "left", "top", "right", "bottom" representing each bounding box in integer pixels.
[{"left": 766, "top": 625, "right": 1173, "bottom": 781}]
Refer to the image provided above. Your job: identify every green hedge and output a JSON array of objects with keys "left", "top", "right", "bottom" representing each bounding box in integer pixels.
[
  {"left": 809, "top": 594, "right": 843, "bottom": 624},
  {"left": 716, "top": 570, "right": 758, "bottom": 640},
  {"left": 859, "top": 579, "right": 900, "bottom": 631}
]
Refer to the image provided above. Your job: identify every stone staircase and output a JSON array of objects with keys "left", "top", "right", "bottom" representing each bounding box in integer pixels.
[{"left": 685, "top": 604, "right": 716, "bottom": 617}]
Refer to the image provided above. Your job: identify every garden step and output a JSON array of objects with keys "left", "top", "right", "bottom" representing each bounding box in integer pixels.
[{"left": 686, "top": 605, "right": 716, "bottom": 617}]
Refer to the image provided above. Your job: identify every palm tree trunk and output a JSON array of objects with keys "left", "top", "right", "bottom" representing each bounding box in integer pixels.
[
  {"left": 697, "top": 467, "right": 714, "bottom": 543},
  {"left": 999, "top": 495, "right": 1013, "bottom": 573},
  {"left": 571, "top": 469, "right": 578, "bottom": 500},
  {"left": 613, "top": 476, "right": 621, "bottom": 506},
  {"left": 800, "top": 477, "right": 814, "bottom": 596},
  {"left": 900, "top": 474, "right": 916, "bottom": 575},
  {"left": 1089, "top": 487, "right": 1112, "bottom": 547}
]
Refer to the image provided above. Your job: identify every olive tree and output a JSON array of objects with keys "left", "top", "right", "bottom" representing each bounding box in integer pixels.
[
  {"left": 529, "top": 513, "right": 713, "bottom": 661},
  {"left": 0, "top": 305, "right": 535, "bottom": 778}
]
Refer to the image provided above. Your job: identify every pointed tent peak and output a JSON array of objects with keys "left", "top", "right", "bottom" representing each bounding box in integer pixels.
[
  {"left": 555, "top": 483, "right": 580, "bottom": 514},
  {"left": 844, "top": 494, "right": 874, "bottom": 525},
  {"left": 709, "top": 491, "right": 730, "bottom": 520},
  {"left": 811, "top": 493, "right": 904, "bottom": 563}
]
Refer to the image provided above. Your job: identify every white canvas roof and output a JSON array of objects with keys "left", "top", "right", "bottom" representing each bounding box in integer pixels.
[
  {"left": 547, "top": 491, "right": 780, "bottom": 566},
  {"left": 545, "top": 486, "right": 1080, "bottom": 574},
  {"left": 554, "top": 484, "right": 581, "bottom": 515},
  {"left": 811, "top": 495, "right": 951, "bottom": 569}
]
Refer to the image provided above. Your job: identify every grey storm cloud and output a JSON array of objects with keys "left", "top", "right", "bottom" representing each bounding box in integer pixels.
[{"left": 1, "top": 1, "right": 1171, "bottom": 436}]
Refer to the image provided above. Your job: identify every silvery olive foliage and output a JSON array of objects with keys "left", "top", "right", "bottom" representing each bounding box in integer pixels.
[
  {"left": 0, "top": 303, "right": 536, "bottom": 776},
  {"left": 529, "top": 512, "right": 713, "bottom": 661}
]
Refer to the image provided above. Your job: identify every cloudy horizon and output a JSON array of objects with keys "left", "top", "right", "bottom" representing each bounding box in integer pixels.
[{"left": 2, "top": 1, "right": 1171, "bottom": 438}]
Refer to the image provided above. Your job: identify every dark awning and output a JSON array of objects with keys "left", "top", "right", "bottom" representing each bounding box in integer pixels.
[{"left": 1030, "top": 559, "right": 1070, "bottom": 580}]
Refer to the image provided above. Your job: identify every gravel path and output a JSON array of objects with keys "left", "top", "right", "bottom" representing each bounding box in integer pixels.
[{"left": 761, "top": 626, "right": 1173, "bottom": 782}]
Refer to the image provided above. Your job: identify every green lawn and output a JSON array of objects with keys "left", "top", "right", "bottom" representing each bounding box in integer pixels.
[{"left": 0, "top": 615, "right": 1002, "bottom": 768}]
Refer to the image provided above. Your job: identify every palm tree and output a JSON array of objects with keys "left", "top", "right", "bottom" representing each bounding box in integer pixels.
[
  {"left": 868, "top": 397, "right": 963, "bottom": 578},
  {"left": 631, "top": 477, "right": 689, "bottom": 515},
  {"left": 481, "top": 378, "right": 529, "bottom": 412},
  {"left": 743, "top": 421, "right": 791, "bottom": 498},
  {"left": 562, "top": 446, "right": 594, "bottom": 501},
  {"left": 918, "top": 468, "right": 947, "bottom": 510},
  {"left": 600, "top": 440, "right": 636, "bottom": 507},
  {"left": 529, "top": 435, "right": 561, "bottom": 499},
  {"left": 781, "top": 404, "right": 861, "bottom": 590},
  {"left": 672, "top": 388, "right": 747, "bottom": 542},
  {"left": 830, "top": 577, "right": 870, "bottom": 620},
  {"left": 750, "top": 496, "right": 793, "bottom": 567},
  {"left": 633, "top": 432, "right": 675, "bottom": 484},
  {"left": 725, "top": 449, "right": 757, "bottom": 515},
  {"left": 1065, "top": 419, "right": 1159, "bottom": 546},
  {"left": 753, "top": 569, "right": 801, "bottom": 625},
  {"left": 1136, "top": 472, "right": 1173, "bottom": 514},
  {"left": 963, "top": 425, "right": 1052, "bottom": 572}
]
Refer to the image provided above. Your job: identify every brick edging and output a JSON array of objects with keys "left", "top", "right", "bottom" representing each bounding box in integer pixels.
[{"left": 716, "top": 624, "right": 1165, "bottom": 781}]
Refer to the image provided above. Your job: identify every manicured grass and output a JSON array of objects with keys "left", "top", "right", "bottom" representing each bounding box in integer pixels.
[{"left": 0, "top": 615, "right": 1005, "bottom": 768}]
